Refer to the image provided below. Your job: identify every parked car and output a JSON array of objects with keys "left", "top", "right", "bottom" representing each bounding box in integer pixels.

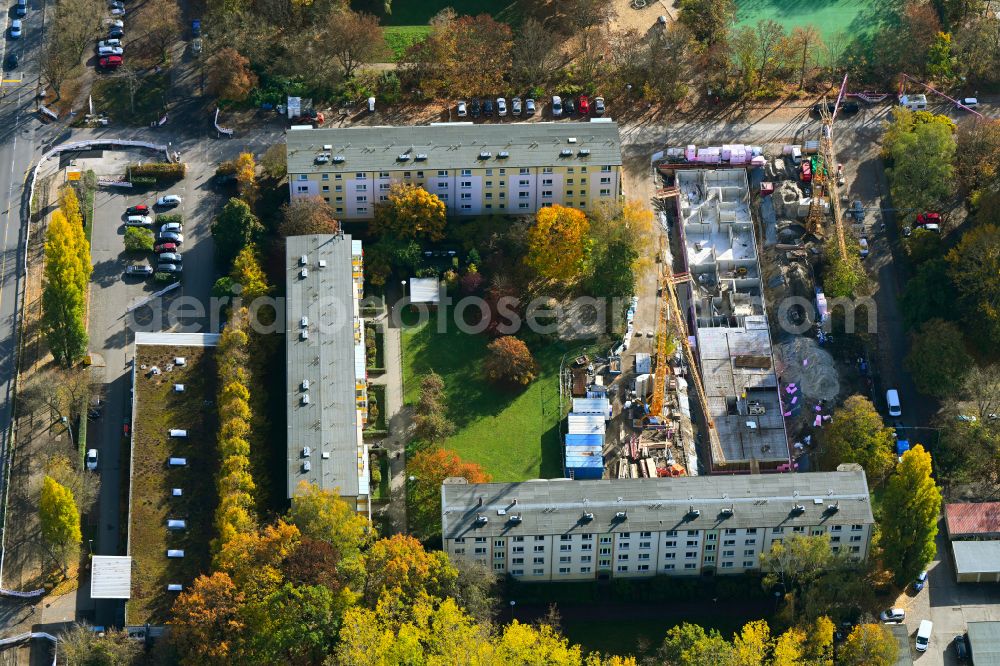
[
  {"left": 954, "top": 634, "right": 969, "bottom": 660},
  {"left": 98, "top": 39, "right": 122, "bottom": 49},
  {"left": 126, "top": 215, "right": 153, "bottom": 226},
  {"left": 879, "top": 608, "right": 905, "bottom": 623},
  {"left": 594, "top": 96, "right": 605, "bottom": 115},
  {"left": 915, "top": 620, "right": 933, "bottom": 652},
  {"left": 456, "top": 100, "right": 467, "bottom": 117},
  {"left": 99, "top": 55, "right": 122, "bottom": 69},
  {"left": 483, "top": 98, "right": 494, "bottom": 117},
  {"left": 15, "top": 0, "right": 26, "bottom": 16},
  {"left": 86, "top": 449, "right": 99, "bottom": 470},
  {"left": 158, "top": 231, "right": 183, "bottom": 244},
  {"left": 565, "top": 97, "right": 576, "bottom": 115},
  {"left": 156, "top": 194, "right": 182, "bottom": 207},
  {"left": 886, "top": 389, "right": 902, "bottom": 417},
  {"left": 126, "top": 204, "right": 149, "bottom": 215},
  {"left": 154, "top": 242, "right": 177, "bottom": 253},
  {"left": 97, "top": 45, "right": 124, "bottom": 56},
  {"left": 125, "top": 264, "right": 153, "bottom": 276},
  {"left": 157, "top": 262, "right": 182, "bottom": 273},
  {"left": 108, "top": 18, "right": 123, "bottom": 29},
  {"left": 812, "top": 101, "right": 836, "bottom": 115},
  {"left": 956, "top": 414, "right": 977, "bottom": 422},
  {"left": 850, "top": 200, "right": 865, "bottom": 222},
  {"left": 160, "top": 222, "right": 183, "bottom": 233},
  {"left": 10, "top": 19, "right": 22, "bottom": 38},
  {"left": 108, "top": 26, "right": 124, "bottom": 38},
  {"left": 158, "top": 252, "right": 182, "bottom": 264},
  {"left": 525, "top": 98, "right": 536, "bottom": 116},
  {"left": 3, "top": 52, "right": 17, "bottom": 70},
  {"left": 915, "top": 212, "right": 941, "bottom": 232},
  {"left": 551, "top": 95, "right": 563, "bottom": 117},
  {"left": 109, "top": 4, "right": 125, "bottom": 14},
  {"left": 578, "top": 95, "right": 590, "bottom": 115},
  {"left": 913, "top": 570, "right": 928, "bottom": 592},
  {"left": 957, "top": 97, "right": 978, "bottom": 109},
  {"left": 496, "top": 97, "right": 507, "bottom": 117},
  {"left": 858, "top": 237, "right": 869, "bottom": 259},
  {"left": 512, "top": 96, "right": 522, "bottom": 116},
  {"left": 470, "top": 98, "right": 481, "bottom": 118}
]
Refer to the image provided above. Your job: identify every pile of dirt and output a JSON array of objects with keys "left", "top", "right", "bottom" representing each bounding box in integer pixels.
[{"left": 774, "top": 337, "right": 840, "bottom": 403}]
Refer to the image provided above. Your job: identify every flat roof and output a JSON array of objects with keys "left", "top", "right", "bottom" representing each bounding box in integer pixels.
[
  {"left": 441, "top": 471, "right": 872, "bottom": 539},
  {"left": 952, "top": 541, "right": 1000, "bottom": 575},
  {"left": 967, "top": 622, "right": 1000, "bottom": 665},
  {"left": 285, "top": 234, "right": 367, "bottom": 499},
  {"left": 945, "top": 502, "right": 1000, "bottom": 538},
  {"left": 409, "top": 277, "right": 440, "bottom": 304},
  {"left": 91, "top": 556, "right": 132, "bottom": 599},
  {"left": 285, "top": 122, "right": 622, "bottom": 175}
]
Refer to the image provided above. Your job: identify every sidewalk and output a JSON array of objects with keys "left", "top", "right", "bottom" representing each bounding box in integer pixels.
[{"left": 368, "top": 315, "right": 411, "bottom": 535}]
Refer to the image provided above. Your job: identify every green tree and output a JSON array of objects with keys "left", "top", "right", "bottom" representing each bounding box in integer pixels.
[
  {"left": 884, "top": 109, "right": 956, "bottom": 215},
  {"left": 899, "top": 258, "right": 956, "bottom": 329},
  {"left": 588, "top": 239, "right": 639, "bottom": 302},
  {"left": 657, "top": 622, "right": 734, "bottom": 666},
  {"left": 211, "top": 198, "right": 264, "bottom": 268},
  {"left": 947, "top": 224, "right": 1000, "bottom": 345},
  {"left": 819, "top": 396, "right": 896, "bottom": 485},
  {"left": 880, "top": 445, "right": 942, "bottom": 586},
  {"left": 836, "top": 623, "right": 898, "bottom": 666},
  {"left": 40, "top": 475, "right": 81, "bottom": 574},
  {"left": 123, "top": 226, "right": 154, "bottom": 252},
  {"left": 371, "top": 184, "right": 446, "bottom": 241},
  {"left": 287, "top": 481, "right": 372, "bottom": 562},
  {"left": 760, "top": 536, "right": 848, "bottom": 612},
  {"left": 230, "top": 245, "right": 271, "bottom": 301},
  {"left": 678, "top": 0, "right": 736, "bottom": 46},
  {"left": 240, "top": 583, "right": 349, "bottom": 664},
  {"left": 823, "top": 248, "right": 866, "bottom": 299},
  {"left": 42, "top": 210, "right": 90, "bottom": 366},
  {"left": 926, "top": 31, "right": 955, "bottom": 79},
  {"left": 904, "top": 319, "right": 972, "bottom": 397}
]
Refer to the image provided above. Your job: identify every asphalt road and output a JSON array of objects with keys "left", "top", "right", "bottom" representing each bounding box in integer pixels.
[{"left": 0, "top": 0, "right": 43, "bottom": 588}]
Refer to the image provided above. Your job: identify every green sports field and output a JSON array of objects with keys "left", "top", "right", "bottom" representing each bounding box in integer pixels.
[{"left": 735, "top": 0, "right": 890, "bottom": 44}]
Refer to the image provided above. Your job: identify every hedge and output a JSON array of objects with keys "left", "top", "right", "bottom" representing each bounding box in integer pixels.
[
  {"left": 130, "top": 176, "right": 156, "bottom": 185},
  {"left": 156, "top": 213, "right": 182, "bottom": 225},
  {"left": 128, "top": 162, "right": 187, "bottom": 181}
]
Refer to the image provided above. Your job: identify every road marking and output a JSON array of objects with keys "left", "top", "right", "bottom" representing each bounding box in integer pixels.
[{"left": 1, "top": 79, "right": 22, "bottom": 84}]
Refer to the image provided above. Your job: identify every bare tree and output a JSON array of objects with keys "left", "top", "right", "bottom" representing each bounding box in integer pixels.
[
  {"left": 20, "top": 368, "right": 97, "bottom": 424},
  {"left": 961, "top": 365, "right": 1000, "bottom": 421},
  {"left": 41, "top": 37, "right": 75, "bottom": 101},
  {"left": 789, "top": 25, "right": 823, "bottom": 89},
  {"left": 55, "top": 0, "right": 105, "bottom": 64},
  {"left": 324, "top": 10, "right": 388, "bottom": 78},
  {"left": 511, "top": 18, "right": 561, "bottom": 90},
  {"left": 114, "top": 65, "right": 141, "bottom": 115},
  {"left": 139, "top": 0, "right": 182, "bottom": 62}
]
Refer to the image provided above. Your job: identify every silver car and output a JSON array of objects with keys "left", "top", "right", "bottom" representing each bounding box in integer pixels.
[
  {"left": 512, "top": 97, "right": 522, "bottom": 116},
  {"left": 158, "top": 252, "right": 182, "bottom": 264},
  {"left": 126, "top": 215, "right": 152, "bottom": 226},
  {"left": 160, "top": 222, "right": 183, "bottom": 233}
]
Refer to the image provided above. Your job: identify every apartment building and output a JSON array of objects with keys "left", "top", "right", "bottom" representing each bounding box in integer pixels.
[
  {"left": 284, "top": 122, "right": 623, "bottom": 220},
  {"left": 442, "top": 470, "right": 873, "bottom": 581},
  {"left": 285, "top": 234, "right": 370, "bottom": 517}
]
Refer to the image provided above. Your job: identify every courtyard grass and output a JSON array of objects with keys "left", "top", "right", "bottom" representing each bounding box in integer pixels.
[
  {"left": 735, "top": 0, "right": 890, "bottom": 45},
  {"left": 402, "top": 320, "right": 566, "bottom": 481},
  {"left": 355, "top": 0, "right": 520, "bottom": 26},
  {"left": 127, "top": 346, "right": 217, "bottom": 624},
  {"left": 383, "top": 26, "right": 431, "bottom": 62}
]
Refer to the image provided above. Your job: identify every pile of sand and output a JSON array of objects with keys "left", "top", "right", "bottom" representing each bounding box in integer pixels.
[{"left": 774, "top": 337, "right": 840, "bottom": 402}]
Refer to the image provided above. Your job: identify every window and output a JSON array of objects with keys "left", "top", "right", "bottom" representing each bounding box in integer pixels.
[
  {"left": 811, "top": 529, "right": 824, "bottom": 536},
  {"left": 830, "top": 525, "right": 842, "bottom": 532},
  {"left": 725, "top": 529, "right": 737, "bottom": 535},
  {"left": 580, "top": 555, "right": 591, "bottom": 563},
  {"left": 580, "top": 178, "right": 587, "bottom": 184},
  {"left": 542, "top": 191, "right": 553, "bottom": 197},
  {"left": 461, "top": 169, "right": 472, "bottom": 176},
  {"left": 512, "top": 569, "right": 524, "bottom": 575},
  {"left": 519, "top": 192, "right": 530, "bottom": 199},
  {"left": 599, "top": 559, "right": 610, "bottom": 567},
  {"left": 666, "top": 531, "right": 678, "bottom": 537},
  {"left": 618, "top": 554, "right": 629, "bottom": 561},
  {"left": 664, "top": 564, "right": 676, "bottom": 571},
  {"left": 403, "top": 171, "right": 411, "bottom": 178},
  {"left": 850, "top": 535, "right": 862, "bottom": 543},
  {"left": 639, "top": 542, "right": 651, "bottom": 549},
  {"left": 512, "top": 557, "right": 523, "bottom": 564},
  {"left": 460, "top": 204, "right": 472, "bottom": 210},
  {"left": 638, "top": 564, "right": 650, "bottom": 571},
  {"left": 560, "top": 544, "right": 571, "bottom": 552},
  {"left": 380, "top": 196, "right": 388, "bottom": 202},
  {"left": 335, "top": 185, "right": 343, "bottom": 191},
  {"left": 519, "top": 168, "right": 529, "bottom": 175},
  {"left": 620, "top": 533, "right": 631, "bottom": 539},
  {"left": 485, "top": 204, "right": 492, "bottom": 209},
  {"left": 379, "top": 183, "right": 390, "bottom": 191},
  {"left": 580, "top": 544, "right": 592, "bottom": 551},
  {"left": 513, "top": 547, "right": 524, "bottom": 554},
  {"left": 567, "top": 168, "right": 575, "bottom": 173},
  {"left": 685, "top": 551, "right": 697, "bottom": 559},
  {"left": 440, "top": 194, "right": 448, "bottom": 201},
  {"left": 542, "top": 178, "right": 553, "bottom": 186},
  {"left": 831, "top": 536, "right": 841, "bottom": 543},
  {"left": 297, "top": 174, "right": 308, "bottom": 181},
  {"left": 355, "top": 173, "right": 366, "bottom": 179},
  {"left": 535, "top": 536, "right": 544, "bottom": 541},
  {"left": 437, "top": 182, "right": 448, "bottom": 189},
  {"left": 518, "top": 202, "right": 530, "bottom": 209},
  {"left": 486, "top": 169, "right": 493, "bottom": 176},
  {"left": 559, "top": 567, "right": 570, "bottom": 574},
  {"left": 533, "top": 546, "right": 544, "bottom": 552},
  {"left": 664, "top": 553, "right": 676, "bottom": 560},
  {"left": 744, "top": 539, "right": 756, "bottom": 545},
  {"left": 707, "top": 533, "right": 717, "bottom": 541},
  {"left": 461, "top": 193, "right": 472, "bottom": 200},
  {"left": 473, "top": 537, "right": 486, "bottom": 544},
  {"left": 747, "top": 528, "right": 757, "bottom": 534},
  {"left": 579, "top": 201, "right": 586, "bottom": 207},
  {"left": 416, "top": 171, "right": 424, "bottom": 178},
  {"left": 485, "top": 181, "right": 493, "bottom": 188},
  {"left": 323, "top": 197, "right": 329, "bottom": 203},
  {"left": 600, "top": 177, "right": 611, "bottom": 184},
  {"left": 793, "top": 527, "right": 805, "bottom": 533},
  {"left": 772, "top": 527, "right": 784, "bottom": 534},
  {"left": 513, "top": 536, "right": 524, "bottom": 542},
  {"left": 499, "top": 169, "right": 506, "bottom": 175},
  {"left": 721, "top": 562, "right": 734, "bottom": 569},
  {"left": 704, "top": 544, "right": 716, "bottom": 552},
  {"left": 474, "top": 547, "right": 486, "bottom": 554},
  {"left": 494, "top": 563, "right": 505, "bottom": 571},
  {"left": 295, "top": 186, "right": 309, "bottom": 193},
  {"left": 567, "top": 178, "right": 574, "bottom": 185},
  {"left": 723, "top": 550, "right": 735, "bottom": 557},
  {"left": 665, "top": 541, "right": 676, "bottom": 548},
  {"left": 832, "top": 546, "right": 840, "bottom": 552},
  {"left": 851, "top": 524, "right": 863, "bottom": 531},
  {"left": 494, "top": 552, "right": 505, "bottom": 559},
  {"left": 619, "top": 543, "right": 630, "bottom": 550},
  {"left": 744, "top": 549, "right": 755, "bottom": 556},
  {"left": 485, "top": 193, "right": 493, "bottom": 200},
  {"left": 601, "top": 165, "right": 612, "bottom": 172},
  {"left": 461, "top": 181, "right": 472, "bottom": 188},
  {"left": 322, "top": 186, "right": 329, "bottom": 192},
  {"left": 850, "top": 546, "right": 860, "bottom": 553},
  {"left": 454, "top": 548, "right": 465, "bottom": 554},
  {"left": 336, "top": 207, "right": 343, "bottom": 213},
  {"left": 704, "top": 555, "right": 715, "bottom": 563},
  {"left": 599, "top": 547, "right": 611, "bottom": 555},
  {"left": 723, "top": 540, "right": 735, "bottom": 546},
  {"left": 579, "top": 189, "right": 586, "bottom": 195},
  {"left": 533, "top": 557, "right": 545, "bottom": 564},
  {"left": 687, "top": 531, "right": 698, "bottom": 536},
  {"left": 499, "top": 192, "right": 505, "bottom": 198},
  {"left": 335, "top": 174, "right": 342, "bottom": 180},
  {"left": 617, "top": 565, "right": 628, "bottom": 572},
  {"left": 519, "top": 179, "right": 530, "bottom": 187},
  {"left": 684, "top": 563, "right": 697, "bottom": 570},
  {"left": 533, "top": 569, "right": 544, "bottom": 575},
  {"left": 744, "top": 561, "right": 755, "bottom": 568},
  {"left": 356, "top": 195, "right": 367, "bottom": 202},
  {"left": 542, "top": 167, "right": 553, "bottom": 174},
  {"left": 640, "top": 532, "right": 652, "bottom": 538},
  {"left": 638, "top": 553, "right": 650, "bottom": 561},
  {"left": 580, "top": 566, "right": 591, "bottom": 573},
  {"left": 687, "top": 540, "right": 698, "bottom": 547}
]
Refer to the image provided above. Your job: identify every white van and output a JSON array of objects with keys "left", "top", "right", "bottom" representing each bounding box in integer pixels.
[
  {"left": 899, "top": 94, "right": 927, "bottom": 111},
  {"left": 915, "top": 619, "right": 933, "bottom": 652},
  {"left": 886, "top": 389, "right": 901, "bottom": 417}
]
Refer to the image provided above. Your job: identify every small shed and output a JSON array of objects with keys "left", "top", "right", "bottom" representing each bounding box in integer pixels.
[
  {"left": 967, "top": 621, "right": 1000, "bottom": 665},
  {"left": 572, "top": 398, "right": 612, "bottom": 420},
  {"left": 90, "top": 556, "right": 132, "bottom": 599},
  {"left": 567, "top": 414, "right": 605, "bottom": 436},
  {"left": 409, "top": 277, "right": 440, "bottom": 305},
  {"left": 945, "top": 502, "right": 1000, "bottom": 540},
  {"left": 952, "top": 541, "right": 1000, "bottom": 583}
]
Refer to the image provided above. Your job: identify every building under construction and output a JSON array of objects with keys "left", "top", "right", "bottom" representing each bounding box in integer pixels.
[{"left": 673, "top": 168, "right": 790, "bottom": 473}]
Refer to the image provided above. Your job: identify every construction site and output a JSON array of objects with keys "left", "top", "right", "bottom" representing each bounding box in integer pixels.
[{"left": 562, "top": 86, "right": 884, "bottom": 481}]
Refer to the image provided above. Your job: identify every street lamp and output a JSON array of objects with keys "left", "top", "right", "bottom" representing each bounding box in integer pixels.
[
  {"left": 401, "top": 280, "right": 408, "bottom": 298},
  {"left": 509, "top": 600, "right": 516, "bottom": 621}
]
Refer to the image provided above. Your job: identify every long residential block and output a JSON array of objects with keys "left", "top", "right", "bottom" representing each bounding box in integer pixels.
[
  {"left": 285, "top": 234, "right": 370, "bottom": 517},
  {"left": 284, "top": 122, "right": 624, "bottom": 220},
  {"left": 442, "top": 470, "right": 874, "bottom": 581}
]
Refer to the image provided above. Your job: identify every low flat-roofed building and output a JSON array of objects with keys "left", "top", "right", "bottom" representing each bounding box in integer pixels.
[
  {"left": 952, "top": 541, "right": 1000, "bottom": 583},
  {"left": 285, "top": 234, "right": 370, "bottom": 516},
  {"left": 91, "top": 556, "right": 132, "bottom": 600},
  {"left": 442, "top": 470, "right": 873, "bottom": 581},
  {"left": 967, "top": 621, "right": 1000, "bottom": 664},
  {"left": 945, "top": 502, "right": 1000, "bottom": 540}
]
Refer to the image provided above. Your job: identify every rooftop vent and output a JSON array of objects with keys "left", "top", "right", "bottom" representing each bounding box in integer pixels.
[
  {"left": 791, "top": 504, "right": 806, "bottom": 515},
  {"left": 302, "top": 446, "right": 311, "bottom": 457},
  {"left": 300, "top": 316, "right": 309, "bottom": 327},
  {"left": 322, "top": 144, "right": 332, "bottom": 151},
  {"left": 581, "top": 511, "right": 594, "bottom": 522},
  {"left": 301, "top": 379, "right": 310, "bottom": 391},
  {"left": 302, "top": 394, "right": 310, "bottom": 404},
  {"left": 302, "top": 460, "right": 311, "bottom": 472},
  {"left": 478, "top": 151, "right": 492, "bottom": 159},
  {"left": 825, "top": 503, "right": 840, "bottom": 514},
  {"left": 318, "top": 259, "right": 327, "bottom": 268},
  {"left": 300, "top": 255, "right": 308, "bottom": 266},
  {"left": 414, "top": 154, "right": 428, "bottom": 161},
  {"left": 497, "top": 151, "right": 509, "bottom": 159},
  {"left": 300, "top": 268, "right": 309, "bottom": 279},
  {"left": 315, "top": 153, "right": 331, "bottom": 164},
  {"left": 507, "top": 514, "right": 522, "bottom": 525},
  {"left": 614, "top": 511, "right": 627, "bottom": 521},
  {"left": 475, "top": 514, "right": 488, "bottom": 526},
  {"left": 300, "top": 330, "right": 309, "bottom": 340},
  {"left": 578, "top": 148, "right": 591, "bottom": 156},
  {"left": 719, "top": 507, "right": 734, "bottom": 517},
  {"left": 560, "top": 149, "right": 573, "bottom": 157},
  {"left": 332, "top": 155, "right": 345, "bottom": 163},
  {"left": 687, "top": 507, "right": 701, "bottom": 519},
  {"left": 397, "top": 154, "right": 411, "bottom": 161},
  {"left": 568, "top": 137, "right": 577, "bottom": 143},
  {"left": 321, "top": 451, "right": 330, "bottom": 459}
]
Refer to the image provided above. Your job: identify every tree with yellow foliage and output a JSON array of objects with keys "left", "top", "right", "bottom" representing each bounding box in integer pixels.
[
  {"left": 288, "top": 481, "right": 372, "bottom": 562},
  {"left": 40, "top": 475, "right": 81, "bottom": 576},
  {"left": 42, "top": 208, "right": 91, "bottom": 366},
  {"left": 372, "top": 183, "right": 446, "bottom": 241},
  {"left": 525, "top": 204, "right": 591, "bottom": 283},
  {"left": 230, "top": 244, "right": 270, "bottom": 302},
  {"left": 235, "top": 152, "right": 258, "bottom": 207},
  {"left": 838, "top": 623, "right": 898, "bottom": 666}
]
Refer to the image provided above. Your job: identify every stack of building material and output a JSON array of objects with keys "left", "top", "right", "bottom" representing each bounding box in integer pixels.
[{"left": 573, "top": 397, "right": 612, "bottom": 420}]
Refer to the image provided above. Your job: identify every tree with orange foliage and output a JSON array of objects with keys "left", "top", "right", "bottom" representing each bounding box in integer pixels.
[
  {"left": 170, "top": 572, "right": 246, "bottom": 664},
  {"left": 525, "top": 204, "right": 591, "bottom": 283},
  {"left": 371, "top": 183, "right": 446, "bottom": 241},
  {"left": 361, "top": 533, "right": 458, "bottom": 607},
  {"left": 484, "top": 336, "right": 538, "bottom": 386},
  {"left": 206, "top": 48, "right": 258, "bottom": 102},
  {"left": 234, "top": 152, "right": 258, "bottom": 207},
  {"left": 406, "top": 447, "right": 491, "bottom": 539}
]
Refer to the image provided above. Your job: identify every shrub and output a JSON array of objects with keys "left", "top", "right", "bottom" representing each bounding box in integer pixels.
[
  {"left": 156, "top": 213, "right": 182, "bottom": 226},
  {"left": 129, "top": 176, "right": 156, "bottom": 185},
  {"left": 154, "top": 272, "right": 176, "bottom": 282},
  {"left": 128, "top": 162, "right": 186, "bottom": 181},
  {"left": 124, "top": 226, "right": 154, "bottom": 252},
  {"left": 484, "top": 336, "right": 538, "bottom": 386}
]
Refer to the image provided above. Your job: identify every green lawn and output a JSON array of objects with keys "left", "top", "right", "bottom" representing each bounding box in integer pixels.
[
  {"left": 735, "top": 0, "right": 889, "bottom": 44},
  {"left": 402, "top": 321, "right": 565, "bottom": 481},
  {"left": 353, "top": 0, "right": 520, "bottom": 25},
  {"left": 383, "top": 26, "right": 431, "bottom": 61}
]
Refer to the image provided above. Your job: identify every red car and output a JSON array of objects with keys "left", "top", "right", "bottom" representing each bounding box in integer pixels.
[
  {"left": 126, "top": 205, "right": 149, "bottom": 215},
  {"left": 800, "top": 160, "right": 812, "bottom": 182},
  {"left": 578, "top": 95, "right": 590, "bottom": 115},
  {"left": 99, "top": 55, "right": 123, "bottom": 69},
  {"left": 154, "top": 242, "right": 178, "bottom": 253}
]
